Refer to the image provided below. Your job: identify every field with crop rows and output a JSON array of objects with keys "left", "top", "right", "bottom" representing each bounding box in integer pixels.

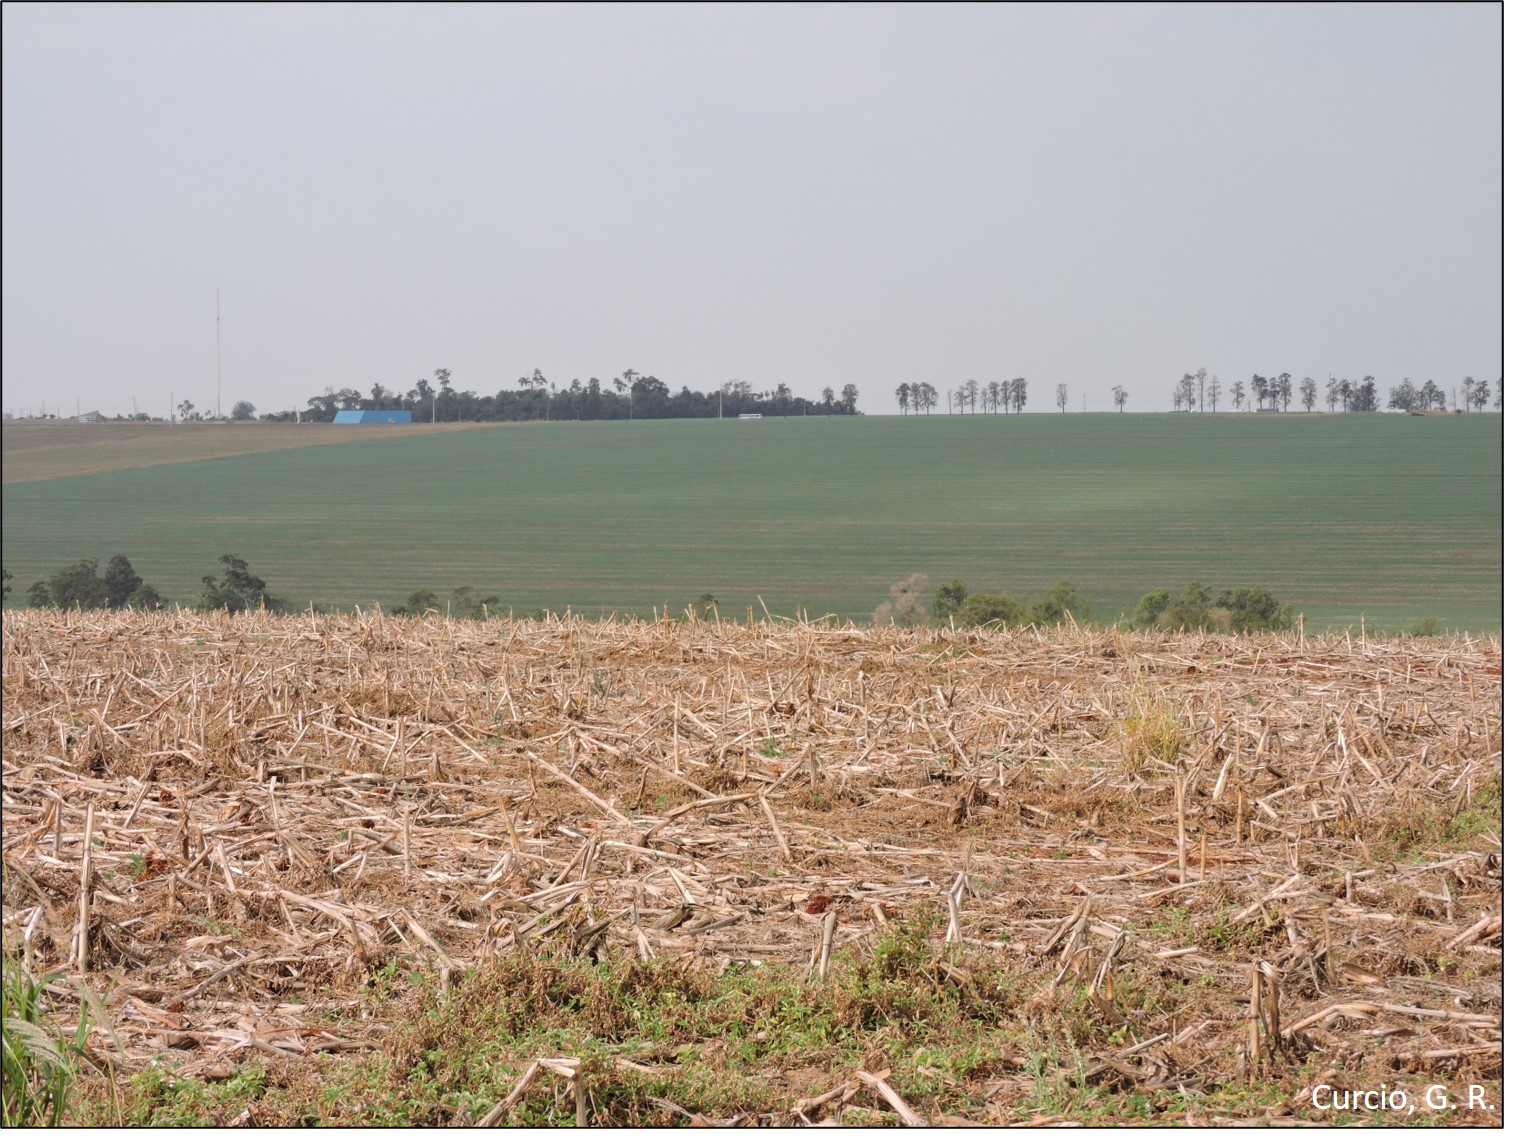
[
  {"left": 0, "top": 413, "right": 1503, "bottom": 632},
  {"left": 1, "top": 610, "right": 1501, "bottom": 1125}
]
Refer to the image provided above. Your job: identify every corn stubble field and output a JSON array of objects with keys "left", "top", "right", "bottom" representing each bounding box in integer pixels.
[{"left": 2, "top": 610, "right": 1501, "bottom": 1125}]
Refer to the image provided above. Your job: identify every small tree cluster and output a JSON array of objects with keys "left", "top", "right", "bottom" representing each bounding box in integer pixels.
[
  {"left": 450, "top": 585, "right": 503, "bottom": 618},
  {"left": 393, "top": 589, "right": 442, "bottom": 617},
  {"left": 23, "top": 555, "right": 164, "bottom": 611},
  {"left": 1134, "top": 582, "right": 1291, "bottom": 633},
  {"left": 198, "top": 554, "right": 278, "bottom": 614},
  {"left": 871, "top": 573, "right": 930, "bottom": 628},
  {"left": 1322, "top": 377, "right": 1380, "bottom": 412},
  {"left": 929, "top": 579, "right": 1091, "bottom": 630},
  {"left": 393, "top": 586, "right": 503, "bottom": 618}
]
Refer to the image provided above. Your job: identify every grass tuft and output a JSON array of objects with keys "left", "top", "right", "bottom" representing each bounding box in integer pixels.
[
  {"left": 2, "top": 958, "right": 95, "bottom": 1127},
  {"left": 1115, "top": 687, "right": 1184, "bottom": 774}
]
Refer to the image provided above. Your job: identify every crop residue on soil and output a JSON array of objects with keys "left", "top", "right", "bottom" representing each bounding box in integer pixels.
[{"left": 1, "top": 610, "right": 1501, "bottom": 1125}]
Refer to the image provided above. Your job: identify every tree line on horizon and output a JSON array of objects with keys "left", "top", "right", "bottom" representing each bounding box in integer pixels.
[
  {"left": 13, "top": 370, "right": 1499, "bottom": 424},
  {"left": 276, "top": 370, "right": 864, "bottom": 423},
  {"left": 25, "top": 371, "right": 861, "bottom": 425},
  {"left": 894, "top": 371, "right": 1500, "bottom": 416}
]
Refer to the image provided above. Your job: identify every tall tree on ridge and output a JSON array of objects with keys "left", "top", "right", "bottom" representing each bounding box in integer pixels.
[
  {"left": 1178, "top": 373, "right": 1196, "bottom": 412},
  {"left": 1251, "top": 374, "right": 1269, "bottom": 411}
]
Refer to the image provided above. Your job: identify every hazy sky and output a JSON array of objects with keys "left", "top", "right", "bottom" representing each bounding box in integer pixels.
[{"left": 1, "top": 2, "right": 1504, "bottom": 419}]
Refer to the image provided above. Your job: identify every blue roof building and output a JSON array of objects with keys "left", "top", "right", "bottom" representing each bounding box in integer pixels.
[{"left": 334, "top": 410, "right": 412, "bottom": 424}]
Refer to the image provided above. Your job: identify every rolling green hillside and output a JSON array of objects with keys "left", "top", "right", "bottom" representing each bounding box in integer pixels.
[{"left": 1, "top": 414, "right": 1502, "bottom": 631}]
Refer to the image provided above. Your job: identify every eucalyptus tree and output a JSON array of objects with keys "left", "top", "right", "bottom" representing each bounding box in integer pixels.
[{"left": 1250, "top": 375, "right": 1270, "bottom": 411}]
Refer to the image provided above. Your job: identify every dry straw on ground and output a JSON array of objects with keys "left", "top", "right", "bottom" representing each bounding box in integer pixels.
[{"left": 1, "top": 608, "right": 1501, "bottom": 1124}]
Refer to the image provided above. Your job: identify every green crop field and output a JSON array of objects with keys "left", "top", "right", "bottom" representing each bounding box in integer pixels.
[{"left": 0, "top": 413, "right": 1502, "bottom": 632}]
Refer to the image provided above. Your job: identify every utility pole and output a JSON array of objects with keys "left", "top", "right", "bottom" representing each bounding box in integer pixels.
[{"left": 216, "top": 287, "right": 222, "bottom": 419}]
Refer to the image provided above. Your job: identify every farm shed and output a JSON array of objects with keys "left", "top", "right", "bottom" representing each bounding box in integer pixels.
[{"left": 333, "top": 410, "right": 412, "bottom": 424}]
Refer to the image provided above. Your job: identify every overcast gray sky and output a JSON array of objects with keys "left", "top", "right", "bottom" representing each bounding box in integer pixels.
[{"left": 1, "top": 2, "right": 1503, "bottom": 419}]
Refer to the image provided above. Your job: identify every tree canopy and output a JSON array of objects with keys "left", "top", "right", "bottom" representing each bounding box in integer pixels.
[
  {"left": 198, "top": 554, "right": 277, "bottom": 614},
  {"left": 23, "top": 555, "right": 164, "bottom": 611}
]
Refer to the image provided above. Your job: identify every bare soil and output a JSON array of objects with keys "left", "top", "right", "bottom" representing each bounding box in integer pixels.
[{"left": 1, "top": 420, "right": 486, "bottom": 484}]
